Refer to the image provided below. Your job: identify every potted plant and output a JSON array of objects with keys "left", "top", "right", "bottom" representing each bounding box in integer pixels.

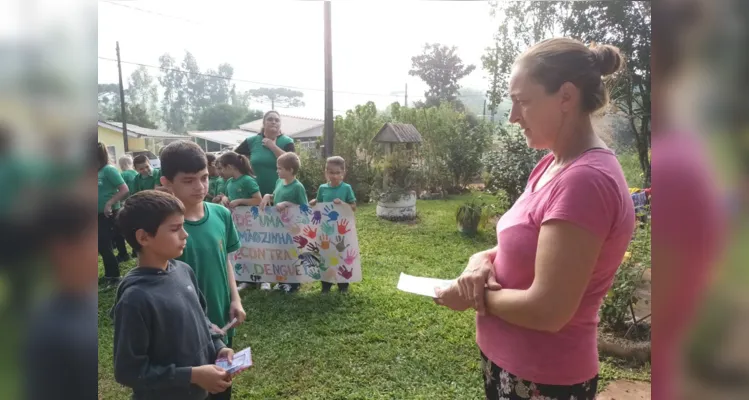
[
  {"left": 374, "top": 152, "right": 420, "bottom": 221},
  {"left": 456, "top": 200, "right": 484, "bottom": 237}
]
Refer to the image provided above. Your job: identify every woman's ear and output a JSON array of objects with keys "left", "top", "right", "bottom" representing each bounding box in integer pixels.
[{"left": 558, "top": 82, "right": 578, "bottom": 113}]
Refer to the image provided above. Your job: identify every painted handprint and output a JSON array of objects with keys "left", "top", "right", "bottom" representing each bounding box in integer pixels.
[
  {"left": 300, "top": 204, "right": 312, "bottom": 215},
  {"left": 337, "top": 219, "right": 351, "bottom": 235},
  {"left": 250, "top": 206, "right": 260, "bottom": 219},
  {"left": 303, "top": 226, "right": 317, "bottom": 239},
  {"left": 311, "top": 210, "right": 322, "bottom": 225},
  {"left": 344, "top": 249, "right": 358, "bottom": 265},
  {"left": 306, "top": 265, "right": 321, "bottom": 280},
  {"left": 320, "top": 234, "right": 330, "bottom": 250},
  {"left": 289, "top": 224, "right": 302, "bottom": 236},
  {"left": 322, "top": 205, "right": 340, "bottom": 222},
  {"left": 321, "top": 222, "right": 334, "bottom": 236},
  {"left": 293, "top": 235, "right": 308, "bottom": 249},
  {"left": 338, "top": 266, "right": 353, "bottom": 280},
  {"left": 306, "top": 242, "right": 320, "bottom": 253},
  {"left": 296, "top": 215, "right": 310, "bottom": 225},
  {"left": 280, "top": 209, "right": 292, "bottom": 224},
  {"left": 334, "top": 235, "right": 350, "bottom": 252},
  {"left": 249, "top": 275, "right": 261, "bottom": 282}
]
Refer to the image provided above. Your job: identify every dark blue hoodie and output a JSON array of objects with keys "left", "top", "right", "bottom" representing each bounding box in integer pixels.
[{"left": 111, "top": 260, "right": 226, "bottom": 400}]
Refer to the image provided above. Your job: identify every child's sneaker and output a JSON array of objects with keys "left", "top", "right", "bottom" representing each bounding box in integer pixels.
[
  {"left": 237, "top": 282, "right": 249, "bottom": 291},
  {"left": 260, "top": 283, "right": 271, "bottom": 290}
]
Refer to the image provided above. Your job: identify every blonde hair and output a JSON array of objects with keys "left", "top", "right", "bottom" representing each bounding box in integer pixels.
[
  {"left": 515, "top": 38, "right": 625, "bottom": 113},
  {"left": 277, "top": 152, "right": 301, "bottom": 175},
  {"left": 119, "top": 154, "right": 133, "bottom": 169}
]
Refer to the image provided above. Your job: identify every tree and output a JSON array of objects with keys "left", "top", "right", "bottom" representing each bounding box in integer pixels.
[
  {"left": 98, "top": 83, "right": 121, "bottom": 119},
  {"left": 408, "top": 43, "right": 476, "bottom": 106},
  {"left": 481, "top": 24, "right": 516, "bottom": 122},
  {"left": 487, "top": 1, "right": 651, "bottom": 186},
  {"left": 237, "top": 109, "right": 264, "bottom": 125},
  {"left": 112, "top": 103, "right": 158, "bottom": 129},
  {"left": 197, "top": 103, "right": 247, "bottom": 131},
  {"left": 248, "top": 87, "right": 305, "bottom": 110},
  {"left": 158, "top": 53, "right": 189, "bottom": 133},
  {"left": 181, "top": 51, "right": 206, "bottom": 127},
  {"left": 126, "top": 66, "right": 159, "bottom": 123}
]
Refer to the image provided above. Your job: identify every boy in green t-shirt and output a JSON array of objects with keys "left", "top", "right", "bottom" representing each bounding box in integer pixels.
[
  {"left": 159, "top": 141, "right": 246, "bottom": 400},
  {"left": 132, "top": 155, "right": 164, "bottom": 193},
  {"left": 309, "top": 156, "right": 356, "bottom": 293},
  {"left": 259, "top": 152, "right": 308, "bottom": 293}
]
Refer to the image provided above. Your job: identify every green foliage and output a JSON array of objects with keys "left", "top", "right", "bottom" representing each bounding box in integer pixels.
[
  {"left": 456, "top": 199, "right": 485, "bottom": 237},
  {"left": 197, "top": 103, "right": 247, "bottom": 131},
  {"left": 391, "top": 102, "right": 492, "bottom": 191},
  {"left": 483, "top": 126, "right": 546, "bottom": 204},
  {"left": 296, "top": 147, "right": 326, "bottom": 200},
  {"left": 409, "top": 43, "right": 476, "bottom": 105},
  {"left": 374, "top": 151, "right": 422, "bottom": 202},
  {"left": 248, "top": 87, "right": 305, "bottom": 109},
  {"left": 601, "top": 220, "right": 651, "bottom": 331},
  {"left": 111, "top": 103, "right": 158, "bottom": 129},
  {"left": 333, "top": 102, "right": 383, "bottom": 203}
]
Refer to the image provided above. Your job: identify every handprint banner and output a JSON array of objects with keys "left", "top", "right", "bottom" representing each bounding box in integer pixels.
[{"left": 231, "top": 202, "right": 362, "bottom": 284}]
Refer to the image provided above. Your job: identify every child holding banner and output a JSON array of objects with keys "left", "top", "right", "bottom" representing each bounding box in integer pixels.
[
  {"left": 309, "top": 156, "right": 357, "bottom": 293},
  {"left": 217, "top": 151, "right": 262, "bottom": 209},
  {"left": 113, "top": 190, "right": 234, "bottom": 399},
  {"left": 259, "top": 152, "right": 308, "bottom": 293},
  {"left": 159, "top": 141, "right": 245, "bottom": 400}
]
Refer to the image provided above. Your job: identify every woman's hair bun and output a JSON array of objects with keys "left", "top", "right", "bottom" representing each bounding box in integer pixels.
[{"left": 591, "top": 44, "right": 624, "bottom": 76}]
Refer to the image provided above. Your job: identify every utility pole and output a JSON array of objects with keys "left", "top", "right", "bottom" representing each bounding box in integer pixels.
[
  {"left": 404, "top": 83, "right": 408, "bottom": 107},
  {"left": 323, "top": 1, "right": 334, "bottom": 157},
  {"left": 116, "top": 41, "right": 129, "bottom": 152}
]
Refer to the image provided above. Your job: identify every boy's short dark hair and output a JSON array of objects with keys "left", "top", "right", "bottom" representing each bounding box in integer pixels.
[
  {"left": 159, "top": 140, "right": 207, "bottom": 181},
  {"left": 117, "top": 191, "right": 185, "bottom": 253},
  {"left": 206, "top": 153, "right": 216, "bottom": 166},
  {"left": 277, "top": 152, "right": 301, "bottom": 175},
  {"left": 132, "top": 154, "right": 149, "bottom": 167},
  {"left": 326, "top": 156, "right": 346, "bottom": 170}
]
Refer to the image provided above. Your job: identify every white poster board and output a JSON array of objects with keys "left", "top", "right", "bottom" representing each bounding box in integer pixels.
[{"left": 232, "top": 203, "right": 362, "bottom": 284}]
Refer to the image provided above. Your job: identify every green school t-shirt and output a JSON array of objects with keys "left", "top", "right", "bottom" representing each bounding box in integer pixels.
[
  {"left": 273, "top": 179, "right": 308, "bottom": 206},
  {"left": 207, "top": 176, "right": 220, "bottom": 200},
  {"left": 121, "top": 169, "right": 138, "bottom": 194},
  {"left": 226, "top": 174, "right": 260, "bottom": 201},
  {"left": 316, "top": 182, "right": 356, "bottom": 204},
  {"left": 245, "top": 134, "right": 295, "bottom": 195},
  {"left": 216, "top": 177, "right": 227, "bottom": 196},
  {"left": 132, "top": 168, "right": 161, "bottom": 193},
  {"left": 97, "top": 165, "right": 125, "bottom": 213},
  {"left": 176, "top": 202, "right": 240, "bottom": 340}
]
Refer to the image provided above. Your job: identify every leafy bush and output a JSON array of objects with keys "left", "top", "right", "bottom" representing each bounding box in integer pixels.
[
  {"left": 483, "top": 126, "right": 545, "bottom": 204},
  {"left": 600, "top": 220, "right": 651, "bottom": 331},
  {"left": 297, "top": 148, "right": 326, "bottom": 200}
]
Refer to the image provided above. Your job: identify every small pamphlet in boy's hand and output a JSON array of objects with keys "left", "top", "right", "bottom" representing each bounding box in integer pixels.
[
  {"left": 216, "top": 347, "right": 252, "bottom": 375},
  {"left": 397, "top": 273, "right": 455, "bottom": 298}
]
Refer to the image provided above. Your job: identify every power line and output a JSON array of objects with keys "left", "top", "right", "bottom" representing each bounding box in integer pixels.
[
  {"left": 99, "top": 56, "right": 489, "bottom": 99},
  {"left": 99, "top": 0, "right": 205, "bottom": 25}
]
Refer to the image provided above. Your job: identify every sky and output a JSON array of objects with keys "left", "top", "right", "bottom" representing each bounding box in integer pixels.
[{"left": 97, "top": 0, "right": 500, "bottom": 120}]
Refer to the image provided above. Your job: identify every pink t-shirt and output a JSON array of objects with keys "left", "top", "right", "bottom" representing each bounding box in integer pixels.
[{"left": 476, "top": 149, "right": 635, "bottom": 385}]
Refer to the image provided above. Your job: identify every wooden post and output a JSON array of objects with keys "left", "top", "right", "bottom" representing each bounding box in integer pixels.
[
  {"left": 323, "top": 1, "right": 334, "bottom": 157},
  {"left": 116, "top": 41, "right": 129, "bottom": 152}
]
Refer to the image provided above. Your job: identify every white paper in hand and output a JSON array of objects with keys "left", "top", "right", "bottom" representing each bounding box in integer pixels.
[
  {"left": 216, "top": 347, "right": 253, "bottom": 375},
  {"left": 397, "top": 273, "right": 455, "bottom": 298}
]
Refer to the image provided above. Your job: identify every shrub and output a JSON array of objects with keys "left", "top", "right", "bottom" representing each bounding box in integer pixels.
[
  {"left": 483, "top": 126, "right": 545, "bottom": 204},
  {"left": 297, "top": 148, "right": 326, "bottom": 200},
  {"left": 600, "top": 219, "right": 651, "bottom": 331}
]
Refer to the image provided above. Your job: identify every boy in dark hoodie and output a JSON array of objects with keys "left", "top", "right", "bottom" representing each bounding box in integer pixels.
[{"left": 112, "top": 190, "right": 234, "bottom": 400}]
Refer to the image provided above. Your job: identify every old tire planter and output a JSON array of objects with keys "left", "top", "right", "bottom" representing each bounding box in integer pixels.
[{"left": 376, "top": 192, "right": 417, "bottom": 221}]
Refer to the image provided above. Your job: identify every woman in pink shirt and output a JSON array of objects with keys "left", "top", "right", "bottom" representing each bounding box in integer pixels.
[{"left": 435, "top": 38, "right": 635, "bottom": 400}]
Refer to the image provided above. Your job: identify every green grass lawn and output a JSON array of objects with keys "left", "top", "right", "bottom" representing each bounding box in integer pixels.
[{"left": 98, "top": 195, "right": 650, "bottom": 399}]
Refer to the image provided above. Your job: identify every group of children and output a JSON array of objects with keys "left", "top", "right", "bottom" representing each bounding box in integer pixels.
[
  {"left": 203, "top": 148, "right": 357, "bottom": 293},
  {"left": 112, "top": 140, "right": 357, "bottom": 399}
]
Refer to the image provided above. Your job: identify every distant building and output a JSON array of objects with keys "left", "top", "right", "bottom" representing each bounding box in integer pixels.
[{"left": 97, "top": 120, "right": 190, "bottom": 162}]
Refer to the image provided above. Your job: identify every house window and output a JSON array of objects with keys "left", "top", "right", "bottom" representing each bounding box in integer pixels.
[{"left": 107, "top": 145, "right": 117, "bottom": 163}]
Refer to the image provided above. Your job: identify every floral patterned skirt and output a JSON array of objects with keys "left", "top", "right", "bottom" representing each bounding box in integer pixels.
[{"left": 480, "top": 352, "right": 598, "bottom": 400}]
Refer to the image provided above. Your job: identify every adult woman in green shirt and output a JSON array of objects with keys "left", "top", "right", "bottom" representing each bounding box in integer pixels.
[{"left": 234, "top": 111, "right": 296, "bottom": 196}]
